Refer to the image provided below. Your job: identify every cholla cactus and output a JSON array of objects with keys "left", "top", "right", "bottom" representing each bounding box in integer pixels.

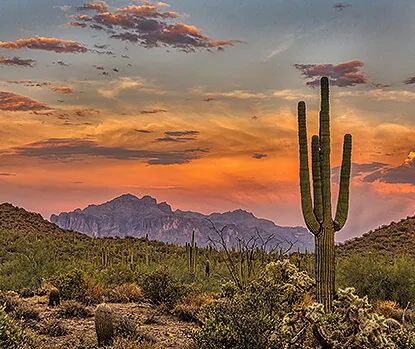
[{"left": 95, "top": 303, "right": 114, "bottom": 347}]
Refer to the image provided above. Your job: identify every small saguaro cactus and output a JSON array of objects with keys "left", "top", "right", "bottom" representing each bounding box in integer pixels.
[
  {"left": 48, "top": 288, "right": 60, "bottom": 307},
  {"left": 95, "top": 303, "right": 114, "bottom": 347},
  {"left": 297, "top": 76, "right": 352, "bottom": 312}
]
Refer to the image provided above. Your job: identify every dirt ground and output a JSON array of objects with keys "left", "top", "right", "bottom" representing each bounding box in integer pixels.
[{"left": 12, "top": 294, "right": 198, "bottom": 348}]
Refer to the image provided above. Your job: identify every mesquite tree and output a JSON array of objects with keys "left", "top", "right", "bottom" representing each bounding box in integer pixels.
[{"left": 297, "top": 76, "right": 352, "bottom": 312}]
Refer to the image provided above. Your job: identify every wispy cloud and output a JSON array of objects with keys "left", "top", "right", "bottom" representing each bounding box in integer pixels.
[
  {"left": 0, "top": 36, "right": 87, "bottom": 53},
  {"left": 0, "top": 91, "right": 51, "bottom": 111},
  {"left": 2, "top": 138, "right": 208, "bottom": 165},
  {"left": 50, "top": 86, "right": 74, "bottom": 94},
  {"left": 0, "top": 56, "right": 36, "bottom": 67}
]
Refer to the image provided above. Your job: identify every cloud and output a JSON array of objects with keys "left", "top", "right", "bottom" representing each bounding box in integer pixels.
[
  {"left": 338, "top": 89, "right": 415, "bottom": 102},
  {"left": 252, "top": 153, "right": 267, "bottom": 159},
  {"left": 135, "top": 129, "right": 153, "bottom": 133},
  {"left": 332, "top": 162, "right": 388, "bottom": 182},
  {"left": 293, "top": 60, "right": 367, "bottom": 87},
  {"left": 50, "top": 86, "right": 74, "bottom": 94},
  {"left": 67, "top": 2, "right": 244, "bottom": 52},
  {"left": 0, "top": 91, "right": 51, "bottom": 111},
  {"left": 54, "top": 5, "right": 72, "bottom": 12},
  {"left": 333, "top": 3, "right": 351, "bottom": 11},
  {"left": 154, "top": 136, "right": 197, "bottom": 143},
  {"left": 362, "top": 151, "right": 415, "bottom": 185},
  {"left": 140, "top": 108, "right": 167, "bottom": 114},
  {"left": 4, "top": 138, "right": 208, "bottom": 165},
  {"left": 0, "top": 173, "right": 16, "bottom": 176},
  {"left": 98, "top": 77, "right": 142, "bottom": 98},
  {"left": 203, "top": 97, "right": 216, "bottom": 102},
  {"left": 77, "top": 1, "right": 109, "bottom": 13},
  {"left": 53, "top": 60, "right": 70, "bottom": 67},
  {"left": 0, "top": 36, "right": 87, "bottom": 53},
  {"left": 5, "top": 80, "right": 51, "bottom": 87},
  {"left": 404, "top": 76, "right": 415, "bottom": 85},
  {"left": 0, "top": 56, "right": 36, "bottom": 67},
  {"left": 164, "top": 130, "right": 199, "bottom": 137},
  {"left": 74, "top": 108, "right": 100, "bottom": 117}
]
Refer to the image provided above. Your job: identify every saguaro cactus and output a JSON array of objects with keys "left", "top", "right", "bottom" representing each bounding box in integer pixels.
[
  {"left": 297, "top": 76, "right": 352, "bottom": 312},
  {"left": 95, "top": 303, "right": 114, "bottom": 347}
]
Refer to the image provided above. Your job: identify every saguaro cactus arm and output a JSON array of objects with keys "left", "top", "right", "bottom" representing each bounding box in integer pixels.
[
  {"left": 298, "top": 101, "right": 320, "bottom": 235},
  {"left": 334, "top": 133, "right": 352, "bottom": 231},
  {"left": 311, "top": 135, "right": 323, "bottom": 223}
]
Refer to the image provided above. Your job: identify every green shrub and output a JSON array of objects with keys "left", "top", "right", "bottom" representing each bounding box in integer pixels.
[
  {"left": 0, "top": 304, "right": 33, "bottom": 349},
  {"left": 140, "top": 266, "right": 188, "bottom": 307},
  {"left": 336, "top": 254, "right": 415, "bottom": 305},
  {"left": 193, "top": 260, "right": 314, "bottom": 349},
  {"left": 50, "top": 269, "right": 103, "bottom": 304}
]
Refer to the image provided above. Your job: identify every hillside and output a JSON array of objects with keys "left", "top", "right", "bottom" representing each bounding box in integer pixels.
[
  {"left": 337, "top": 215, "right": 415, "bottom": 256},
  {"left": 50, "top": 194, "right": 314, "bottom": 252}
]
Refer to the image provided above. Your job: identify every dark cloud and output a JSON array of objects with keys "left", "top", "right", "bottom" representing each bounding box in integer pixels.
[
  {"left": 140, "top": 108, "right": 167, "bottom": 114},
  {"left": 4, "top": 138, "right": 208, "bottom": 165},
  {"left": 5, "top": 80, "right": 51, "bottom": 87},
  {"left": 203, "top": 97, "right": 215, "bottom": 102},
  {"left": 293, "top": 60, "right": 367, "bottom": 87},
  {"left": 53, "top": 60, "right": 70, "bottom": 67},
  {"left": 67, "top": 2, "right": 244, "bottom": 53},
  {"left": 93, "top": 43, "right": 109, "bottom": 49},
  {"left": 252, "top": 153, "right": 267, "bottom": 159},
  {"left": 404, "top": 76, "right": 415, "bottom": 85},
  {"left": 164, "top": 130, "right": 199, "bottom": 137},
  {"left": 362, "top": 152, "right": 415, "bottom": 185},
  {"left": 134, "top": 129, "right": 153, "bottom": 133},
  {"left": 0, "top": 56, "right": 36, "bottom": 67},
  {"left": 0, "top": 91, "right": 51, "bottom": 111},
  {"left": 0, "top": 36, "right": 88, "bottom": 53},
  {"left": 332, "top": 162, "right": 388, "bottom": 182},
  {"left": 50, "top": 86, "right": 74, "bottom": 94},
  {"left": 0, "top": 173, "right": 16, "bottom": 176},
  {"left": 154, "top": 136, "right": 197, "bottom": 143},
  {"left": 333, "top": 3, "right": 351, "bottom": 11}
]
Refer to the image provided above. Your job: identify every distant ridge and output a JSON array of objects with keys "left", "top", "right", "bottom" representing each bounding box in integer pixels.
[
  {"left": 337, "top": 215, "right": 415, "bottom": 256},
  {"left": 50, "top": 194, "right": 314, "bottom": 252}
]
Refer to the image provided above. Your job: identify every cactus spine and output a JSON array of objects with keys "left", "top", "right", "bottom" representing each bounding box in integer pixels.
[{"left": 297, "top": 76, "right": 352, "bottom": 312}]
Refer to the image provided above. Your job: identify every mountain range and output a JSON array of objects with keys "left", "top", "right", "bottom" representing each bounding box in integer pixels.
[{"left": 50, "top": 194, "right": 314, "bottom": 252}]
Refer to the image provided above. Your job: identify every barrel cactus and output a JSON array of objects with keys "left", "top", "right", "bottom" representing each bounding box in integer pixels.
[{"left": 95, "top": 303, "right": 114, "bottom": 347}]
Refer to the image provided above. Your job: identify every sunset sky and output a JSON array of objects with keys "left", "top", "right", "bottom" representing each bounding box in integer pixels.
[{"left": 0, "top": 0, "right": 414, "bottom": 241}]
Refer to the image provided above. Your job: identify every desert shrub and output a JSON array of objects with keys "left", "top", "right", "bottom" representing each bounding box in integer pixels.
[
  {"left": 0, "top": 304, "right": 33, "bottom": 348},
  {"left": 19, "top": 288, "right": 34, "bottom": 298},
  {"left": 59, "top": 300, "right": 93, "bottom": 318},
  {"left": 140, "top": 266, "right": 188, "bottom": 307},
  {"left": 107, "top": 283, "right": 144, "bottom": 303},
  {"left": 391, "top": 329, "right": 415, "bottom": 349},
  {"left": 111, "top": 337, "right": 155, "bottom": 349},
  {"left": 40, "top": 318, "right": 69, "bottom": 337},
  {"left": 114, "top": 315, "right": 140, "bottom": 340},
  {"left": 50, "top": 269, "right": 103, "bottom": 304},
  {"left": 337, "top": 254, "right": 415, "bottom": 305},
  {"left": 13, "top": 303, "right": 40, "bottom": 321},
  {"left": 373, "top": 300, "right": 403, "bottom": 322},
  {"left": 193, "top": 259, "right": 314, "bottom": 349},
  {"left": 0, "top": 291, "right": 19, "bottom": 313},
  {"left": 173, "top": 293, "right": 214, "bottom": 323}
]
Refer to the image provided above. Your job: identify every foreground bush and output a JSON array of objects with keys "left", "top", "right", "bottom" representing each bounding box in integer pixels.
[
  {"left": 193, "top": 260, "right": 415, "bottom": 349},
  {"left": 50, "top": 269, "right": 103, "bottom": 304},
  {"left": 140, "top": 266, "right": 188, "bottom": 307},
  {"left": 0, "top": 304, "right": 33, "bottom": 348}
]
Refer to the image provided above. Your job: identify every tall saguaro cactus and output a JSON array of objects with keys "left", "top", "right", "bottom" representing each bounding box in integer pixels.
[{"left": 298, "top": 76, "right": 352, "bottom": 312}]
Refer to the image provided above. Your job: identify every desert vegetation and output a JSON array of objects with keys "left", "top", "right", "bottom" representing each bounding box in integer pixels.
[{"left": 1, "top": 78, "right": 415, "bottom": 348}]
